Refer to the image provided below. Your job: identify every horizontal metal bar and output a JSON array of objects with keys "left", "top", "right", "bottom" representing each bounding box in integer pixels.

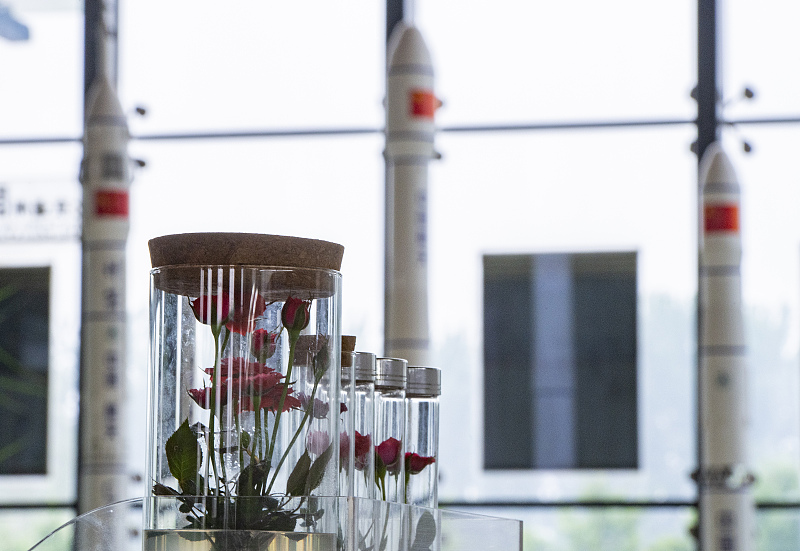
[
  {"left": 2, "top": 499, "right": 799, "bottom": 512},
  {"left": 2, "top": 114, "right": 800, "bottom": 147},
  {"left": 132, "top": 127, "right": 381, "bottom": 141},
  {"left": 0, "top": 502, "right": 77, "bottom": 510},
  {"left": 440, "top": 500, "right": 800, "bottom": 510},
  {"left": 440, "top": 118, "right": 695, "bottom": 133}
]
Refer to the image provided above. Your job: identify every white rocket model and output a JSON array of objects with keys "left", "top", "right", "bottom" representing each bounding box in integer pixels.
[
  {"left": 78, "top": 70, "right": 131, "bottom": 514},
  {"left": 698, "top": 142, "right": 755, "bottom": 551},
  {"left": 384, "top": 22, "right": 439, "bottom": 365}
]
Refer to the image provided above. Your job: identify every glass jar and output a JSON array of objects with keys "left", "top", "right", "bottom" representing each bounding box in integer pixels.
[
  {"left": 145, "top": 233, "right": 342, "bottom": 543},
  {"left": 405, "top": 366, "right": 441, "bottom": 508},
  {"left": 373, "top": 357, "right": 407, "bottom": 503}
]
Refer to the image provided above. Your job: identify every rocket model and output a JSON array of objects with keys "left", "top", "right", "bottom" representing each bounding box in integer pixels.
[
  {"left": 698, "top": 142, "right": 755, "bottom": 551},
  {"left": 384, "top": 22, "right": 439, "bottom": 366},
  {"left": 78, "top": 71, "right": 131, "bottom": 514}
]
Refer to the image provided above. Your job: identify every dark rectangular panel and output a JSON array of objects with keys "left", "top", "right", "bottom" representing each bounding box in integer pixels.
[
  {"left": 483, "top": 252, "right": 638, "bottom": 470},
  {"left": 483, "top": 256, "right": 533, "bottom": 469},
  {"left": 0, "top": 267, "right": 50, "bottom": 475},
  {"left": 573, "top": 253, "right": 638, "bottom": 468}
]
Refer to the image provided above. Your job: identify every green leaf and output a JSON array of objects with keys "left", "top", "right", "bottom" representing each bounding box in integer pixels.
[
  {"left": 237, "top": 460, "right": 270, "bottom": 496},
  {"left": 165, "top": 420, "right": 202, "bottom": 492},
  {"left": 182, "top": 475, "right": 205, "bottom": 496},
  {"left": 305, "top": 442, "right": 334, "bottom": 494},
  {"left": 286, "top": 451, "right": 311, "bottom": 496},
  {"left": 152, "top": 482, "right": 180, "bottom": 496}
]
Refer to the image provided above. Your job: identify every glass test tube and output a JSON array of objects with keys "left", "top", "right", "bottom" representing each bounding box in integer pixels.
[
  {"left": 405, "top": 366, "right": 441, "bottom": 508},
  {"left": 374, "top": 357, "right": 407, "bottom": 503},
  {"left": 340, "top": 351, "right": 376, "bottom": 499}
]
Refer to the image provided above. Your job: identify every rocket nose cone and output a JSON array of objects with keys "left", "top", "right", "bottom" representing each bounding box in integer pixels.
[
  {"left": 389, "top": 24, "right": 432, "bottom": 68},
  {"left": 85, "top": 74, "right": 127, "bottom": 127},
  {"left": 387, "top": 20, "right": 410, "bottom": 61},
  {"left": 699, "top": 141, "right": 738, "bottom": 188}
]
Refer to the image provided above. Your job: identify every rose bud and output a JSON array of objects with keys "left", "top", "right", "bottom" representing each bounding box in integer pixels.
[
  {"left": 282, "top": 296, "right": 311, "bottom": 333},
  {"left": 251, "top": 329, "right": 278, "bottom": 362}
]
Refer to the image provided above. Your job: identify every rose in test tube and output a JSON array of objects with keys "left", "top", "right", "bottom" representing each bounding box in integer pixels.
[
  {"left": 373, "top": 358, "right": 407, "bottom": 503},
  {"left": 405, "top": 366, "right": 441, "bottom": 508},
  {"left": 340, "top": 351, "right": 376, "bottom": 499}
]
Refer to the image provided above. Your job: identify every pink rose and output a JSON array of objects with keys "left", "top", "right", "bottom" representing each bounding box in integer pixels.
[{"left": 306, "top": 430, "right": 331, "bottom": 455}]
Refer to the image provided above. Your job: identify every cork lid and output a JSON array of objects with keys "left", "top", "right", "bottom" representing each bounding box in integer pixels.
[{"left": 149, "top": 233, "right": 344, "bottom": 297}]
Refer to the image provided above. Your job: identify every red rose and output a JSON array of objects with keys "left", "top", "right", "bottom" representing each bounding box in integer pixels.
[
  {"left": 206, "top": 357, "right": 275, "bottom": 379},
  {"left": 245, "top": 372, "right": 285, "bottom": 396},
  {"left": 340, "top": 430, "right": 372, "bottom": 471},
  {"left": 226, "top": 292, "right": 267, "bottom": 335},
  {"left": 405, "top": 452, "right": 435, "bottom": 475},
  {"left": 376, "top": 437, "right": 402, "bottom": 474},
  {"left": 241, "top": 385, "right": 301, "bottom": 413},
  {"left": 190, "top": 293, "right": 230, "bottom": 327},
  {"left": 354, "top": 431, "right": 372, "bottom": 470},
  {"left": 187, "top": 377, "right": 232, "bottom": 409}
]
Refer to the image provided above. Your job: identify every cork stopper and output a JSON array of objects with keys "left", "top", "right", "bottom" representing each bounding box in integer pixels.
[
  {"left": 341, "top": 335, "right": 357, "bottom": 368},
  {"left": 149, "top": 233, "right": 344, "bottom": 298},
  {"left": 293, "top": 335, "right": 329, "bottom": 367}
]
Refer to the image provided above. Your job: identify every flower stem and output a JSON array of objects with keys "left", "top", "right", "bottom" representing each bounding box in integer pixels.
[
  {"left": 265, "top": 376, "right": 320, "bottom": 495},
  {"left": 253, "top": 397, "right": 262, "bottom": 461},
  {"left": 265, "top": 330, "right": 299, "bottom": 469},
  {"left": 235, "top": 412, "right": 244, "bottom": 482},
  {"left": 207, "top": 326, "right": 222, "bottom": 495}
]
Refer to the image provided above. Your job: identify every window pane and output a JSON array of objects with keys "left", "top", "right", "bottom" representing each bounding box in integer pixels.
[
  {"left": 0, "top": 1, "right": 83, "bottom": 138},
  {"left": 0, "top": 508, "right": 75, "bottom": 551},
  {"left": 756, "top": 509, "right": 800, "bottom": 550},
  {"left": 0, "top": 143, "right": 80, "bottom": 505},
  {"left": 723, "top": 0, "right": 800, "bottom": 120},
  {"left": 415, "top": 0, "right": 696, "bottom": 125},
  {"left": 443, "top": 506, "right": 697, "bottom": 551},
  {"left": 431, "top": 127, "right": 698, "bottom": 501},
  {"left": 119, "top": 1, "right": 384, "bottom": 134}
]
